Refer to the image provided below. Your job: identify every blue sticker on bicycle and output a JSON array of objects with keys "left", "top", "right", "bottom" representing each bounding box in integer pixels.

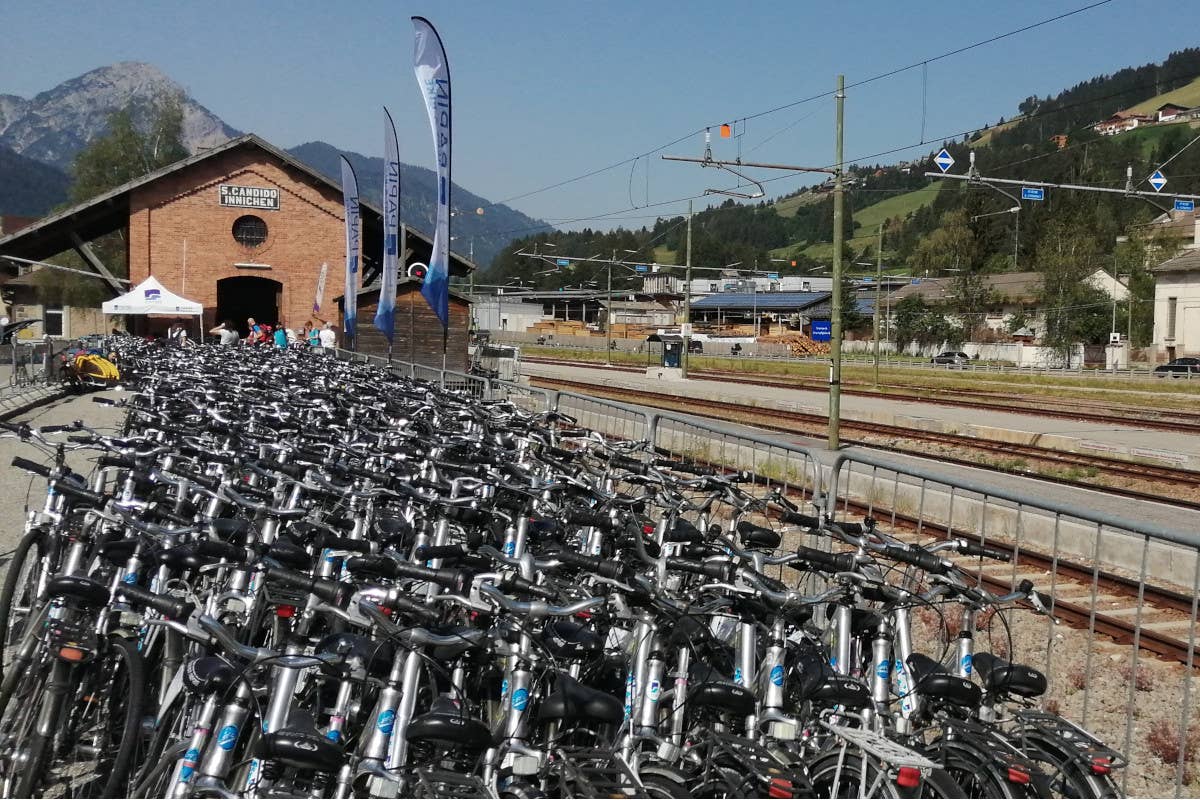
[
  {"left": 512, "top": 688, "right": 529, "bottom": 711},
  {"left": 770, "top": 665, "right": 784, "bottom": 686},
  {"left": 217, "top": 725, "right": 239, "bottom": 750},
  {"left": 500, "top": 679, "right": 509, "bottom": 698},
  {"left": 876, "top": 661, "right": 890, "bottom": 679},
  {"left": 733, "top": 668, "right": 743, "bottom": 683},
  {"left": 961, "top": 654, "right": 973, "bottom": 675},
  {"left": 122, "top": 572, "right": 138, "bottom": 584},
  {"left": 377, "top": 710, "right": 395, "bottom": 734},
  {"left": 503, "top": 541, "right": 515, "bottom": 556}
]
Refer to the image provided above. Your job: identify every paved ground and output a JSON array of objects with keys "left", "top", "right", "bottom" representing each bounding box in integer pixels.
[
  {"left": 0, "top": 390, "right": 124, "bottom": 555},
  {"left": 526, "top": 361, "right": 1200, "bottom": 469}
]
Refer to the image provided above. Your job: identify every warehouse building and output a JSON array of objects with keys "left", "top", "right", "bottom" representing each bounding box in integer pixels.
[{"left": 0, "top": 134, "right": 474, "bottom": 368}]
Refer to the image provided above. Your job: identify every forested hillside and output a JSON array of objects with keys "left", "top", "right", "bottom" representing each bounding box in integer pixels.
[{"left": 487, "top": 48, "right": 1200, "bottom": 348}]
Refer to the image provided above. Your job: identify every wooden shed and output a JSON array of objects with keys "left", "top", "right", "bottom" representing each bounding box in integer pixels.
[{"left": 344, "top": 277, "right": 472, "bottom": 373}]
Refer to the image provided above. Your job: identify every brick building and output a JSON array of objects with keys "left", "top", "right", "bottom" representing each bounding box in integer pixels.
[{"left": 0, "top": 134, "right": 474, "bottom": 363}]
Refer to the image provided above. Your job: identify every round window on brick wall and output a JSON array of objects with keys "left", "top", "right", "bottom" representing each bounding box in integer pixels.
[{"left": 232, "top": 215, "right": 268, "bottom": 248}]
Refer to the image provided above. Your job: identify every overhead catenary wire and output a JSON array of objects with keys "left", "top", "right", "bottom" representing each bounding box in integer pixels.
[{"left": 491, "top": 1, "right": 1114, "bottom": 210}]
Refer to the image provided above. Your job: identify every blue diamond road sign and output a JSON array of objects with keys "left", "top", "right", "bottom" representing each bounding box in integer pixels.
[
  {"left": 1021, "top": 187, "right": 1044, "bottom": 201},
  {"left": 934, "top": 149, "right": 955, "bottom": 173},
  {"left": 556, "top": 258, "right": 570, "bottom": 267},
  {"left": 1149, "top": 170, "right": 1168, "bottom": 192},
  {"left": 1175, "top": 199, "right": 1195, "bottom": 213},
  {"left": 811, "top": 320, "right": 832, "bottom": 342}
]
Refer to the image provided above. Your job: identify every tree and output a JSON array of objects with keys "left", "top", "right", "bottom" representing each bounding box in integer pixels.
[
  {"left": 1036, "top": 221, "right": 1108, "bottom": 359},
  {"left": 908, "top": 210, "right": 977, "bottom": 277},
  {"left": 35, "top": 93, "right": 189, "bottom": 308}
]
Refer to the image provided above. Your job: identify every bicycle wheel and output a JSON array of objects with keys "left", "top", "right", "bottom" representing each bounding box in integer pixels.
[
  {"left": 1021, "top": 736, "right": 1119, "bottom": 799},
  {"left": 0, "top": 662, "right": 50, "bottom": 798},
  {"left": 130, "top": 690, "right": 193, "bottom": 799},
  {"left": 808, "top": 749, "right": 905, "bottom": 799},
  {"left": 932, "top": 741, "right": 1030, "bottom": 799},
  {"left": 0, "top": 528, "right": 47, "bottom": 678},
  {"left": 54, "top": 635, "right": 147, "bottom": 798}
]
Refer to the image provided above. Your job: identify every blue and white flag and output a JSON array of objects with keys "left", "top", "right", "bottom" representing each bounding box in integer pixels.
[
  {"left": 412, "top": 16, "right": 451, "bottom": 329},
  {"left": 375, "top": 108, "right": 401, "bottom": 342},
  {"left": 339, "top": 155, "right": 360, "bottom": 343}
]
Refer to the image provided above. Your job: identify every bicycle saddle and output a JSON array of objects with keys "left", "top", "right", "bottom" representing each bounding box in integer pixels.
[
  {"left": 688, "top": 661, "right": 757, "bottom": 715},
  {"left": 542, "top": 619, "right": 604, "bottom": 660},
  {"left": 906, "top": 652, "right": 983, "bottom": 708},
  {"left": 972, "top": 652, "right": 1047, "bottom": 698},
  {"left": 537, "top": 673, "right": 624, "bottom": 724},
  {"left": 737, "top": 521, "right": 782, "bottom": 550},
  {"left": 47, "top": 575, "right": 110, "bottom": 608},
  {"left": 407, "top": 696, "right": 493, "bottom": 750},
  {"left": 429, "top": 626, "right": 488, "bottom": 661},
  {"left": 211, "top": 518, "right": 254, "bottom": 545},
  {"left": 257, "top": 723, "right": 346, "bottom": 772},
  {"left": 182, "top": 655, "right": 238, "bottom": 695}
]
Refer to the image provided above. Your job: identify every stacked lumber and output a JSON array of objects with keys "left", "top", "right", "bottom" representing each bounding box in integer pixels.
[{"left": 758, "top": 331, "right": 830, "bottom": 356}]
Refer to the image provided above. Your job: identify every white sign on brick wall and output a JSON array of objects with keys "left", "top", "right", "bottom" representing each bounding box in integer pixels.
[{"left": 219, "top": 184, "right": 280, "bottom": 211}]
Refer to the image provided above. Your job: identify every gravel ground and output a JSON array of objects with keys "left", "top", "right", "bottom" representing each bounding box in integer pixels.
[{"left": 0, "top": 390, "right": 125, "bottom": 554}]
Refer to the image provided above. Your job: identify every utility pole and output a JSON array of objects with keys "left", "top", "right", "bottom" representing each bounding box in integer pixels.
[
  {"left": 682, "top": 200, "right": 693, "bottom": 378},
  {"left": 874, "top": 221, "right": 883, "bottom": 387},
  {"left": 606, "top": 249, "right": 615, "bottom": 366},
  {"left": 828, "top": 74, "right": 845, "bottom": 450}
]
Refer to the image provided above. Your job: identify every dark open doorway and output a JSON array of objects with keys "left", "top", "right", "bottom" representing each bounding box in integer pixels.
[{"left": 216, "top": 276, "right": 281, "bottom": 336}]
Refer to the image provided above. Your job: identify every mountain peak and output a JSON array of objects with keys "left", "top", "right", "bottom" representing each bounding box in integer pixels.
[{"left": 1, "top": 61, "right": 239, "bottom": 169}]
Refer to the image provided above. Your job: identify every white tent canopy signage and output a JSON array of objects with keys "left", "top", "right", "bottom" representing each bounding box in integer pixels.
[{"left": 102, "top": 277, "right": 202, "bottom": 316}]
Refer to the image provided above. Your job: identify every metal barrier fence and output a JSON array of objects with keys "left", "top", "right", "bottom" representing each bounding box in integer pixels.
[
  {"left": 826, "top": 451, "right": 1199, "bottom": 797},
  {"left": 339, "top": 350, "right": 1198, "bottom": 795}
]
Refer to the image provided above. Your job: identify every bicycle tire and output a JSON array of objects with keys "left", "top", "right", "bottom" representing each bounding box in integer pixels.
[
  {"left": 1021, "top": 734, "right": 1120, "bottom": 799},
  {"left": 0, "top": 664, "right": 49, "bottom": 798},
  {"left": 931, "top": 740, "right": 1029, "bottom": 799},
  {"left": 0, "top": 528, "right": 47, "bottom": 679},
  {"left": 131, "top": 691, "right": 193, "bottom": 799},
  {"left": 53, "top": 636, "right": 147, "bottom": 798},
  {"left": 808, "top": 749, "right": 905, "bottom": 799}
]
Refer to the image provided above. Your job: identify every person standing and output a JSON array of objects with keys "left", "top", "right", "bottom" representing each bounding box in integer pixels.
[
  {"left": 209, "top": 320, "right": 240, "bottom": 346},
  {"left": 318, "top": 322, "right": 336, "bottom": 352},
  {"left": 273, "top": 320, "right": 289, "bottom": 349},
  {"left": 307, "top": 322, "right": 321, "bottom": 349}
]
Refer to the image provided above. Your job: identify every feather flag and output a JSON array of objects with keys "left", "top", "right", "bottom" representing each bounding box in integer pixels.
[
  {"left": 340, "top": 156, "right": 360, "bottom": 344},
  {"left": 374, "top": 108, "right": 401, "bottom": 342},
  {"left": 412, "top": 16, "right": 451, "bottom": 329}
]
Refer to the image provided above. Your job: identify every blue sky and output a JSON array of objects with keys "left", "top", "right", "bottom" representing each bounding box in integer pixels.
[{"left": 3, "top": 0, "right": 1199, "bottom": 233}]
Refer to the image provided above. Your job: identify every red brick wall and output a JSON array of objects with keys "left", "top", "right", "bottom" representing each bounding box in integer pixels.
[{"left": 127, "top": 149, "right": 354, "bottom": 334}]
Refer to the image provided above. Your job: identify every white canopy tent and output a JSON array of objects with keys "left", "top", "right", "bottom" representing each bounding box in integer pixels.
[{"left": 102, "top": 276, "right": 204, "bottom": 340}]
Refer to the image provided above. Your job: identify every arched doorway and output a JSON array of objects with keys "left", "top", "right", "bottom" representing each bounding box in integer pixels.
[{"left": 216, "top": 276, "right": 281, "bottom": 336}]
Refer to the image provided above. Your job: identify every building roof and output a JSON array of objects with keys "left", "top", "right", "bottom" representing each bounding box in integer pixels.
[
  {"left": 0, "top": 133, "right": 476, "bottom": 275},
  {"left": 1153, "top": 247, "right": 1200, "bottom": 273},
  {"left": 690, "top": 291, "right": 831, "bottom": 311},
  {"left": 887, "top": 272, "right": 1045, "bottom": 304}
]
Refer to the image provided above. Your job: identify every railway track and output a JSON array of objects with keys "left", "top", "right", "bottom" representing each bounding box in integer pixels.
[
  {"left": 524, "top": 356, "right": 1200, "bottom": 434},
  {"left": 531, "top": 375, "right": 1200, "bottom": 511},
  {"left": 846, "top": 500, "right": 1198, "bottom": 666}
]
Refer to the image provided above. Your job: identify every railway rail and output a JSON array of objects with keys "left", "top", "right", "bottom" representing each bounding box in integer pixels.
[
  {"left": 524, "top": 356, "right": 1200, "bottom": 434},
  {"left": 530, "top": 375, "right": 1200, "bottom": 512}
]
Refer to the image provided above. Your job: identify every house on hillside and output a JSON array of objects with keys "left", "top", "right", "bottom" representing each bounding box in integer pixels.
[
  {"left": 1156, "top": 103, "right": 1192, "bottom": 123},
  {"left": 1094, "top": 112, "right": 1155, "bottom": 136}
]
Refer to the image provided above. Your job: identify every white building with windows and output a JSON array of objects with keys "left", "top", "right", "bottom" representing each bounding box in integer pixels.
[{"left": 1152, "top": 226, "right": 1200, "bottom": 361}]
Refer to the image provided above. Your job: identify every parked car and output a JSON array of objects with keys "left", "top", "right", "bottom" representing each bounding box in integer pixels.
[
  {"left": 931, "top": 351, "right": 971, "bottom": 367},
  {"left": 1153, "top": 357, "right": 1200, "bottom": 378}
]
